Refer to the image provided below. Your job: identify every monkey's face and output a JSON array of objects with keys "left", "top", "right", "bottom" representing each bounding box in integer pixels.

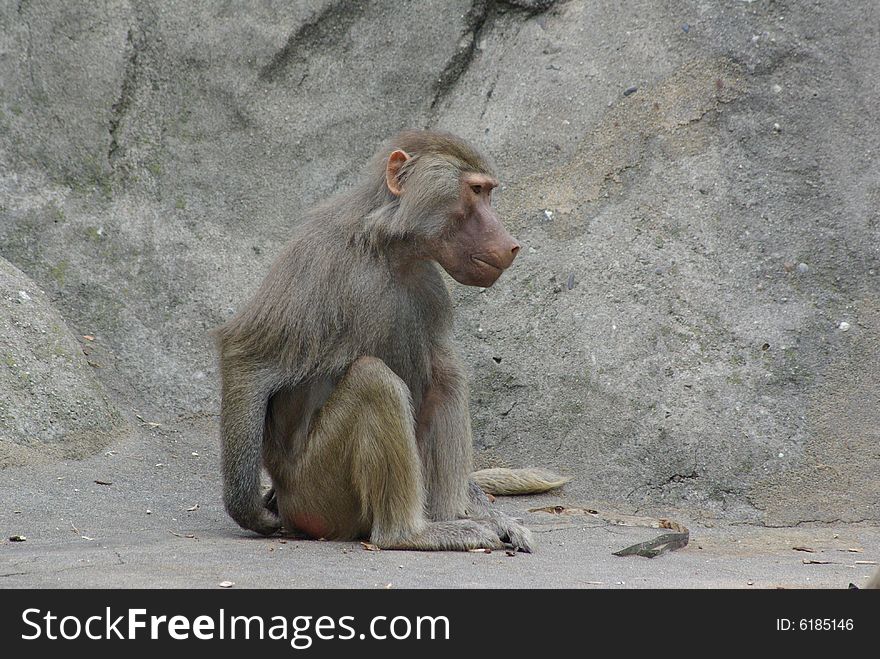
[
  {"left": 432, "top": 174, "right": 520, "bottom": 288},
  {"left": 385, "top": 148, "right": 519, "bottom": 287}
]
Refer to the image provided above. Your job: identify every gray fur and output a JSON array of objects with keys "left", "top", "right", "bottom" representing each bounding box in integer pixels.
[{"left": 216, "top": 130, "right": 532, "bottom": 551}]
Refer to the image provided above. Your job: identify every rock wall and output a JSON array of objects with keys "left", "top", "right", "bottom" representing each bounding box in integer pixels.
[{"left": 1, "top": 0, "right": 877, "bottom": 524}]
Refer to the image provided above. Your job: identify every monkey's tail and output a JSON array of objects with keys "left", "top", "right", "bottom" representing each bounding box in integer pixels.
[{"left": 472, "top": 467, "right": 571, "bottom": 496}]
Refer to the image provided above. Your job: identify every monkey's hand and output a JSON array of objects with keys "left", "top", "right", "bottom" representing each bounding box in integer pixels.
[
  {"left": 263, "top": 487, "right": 279, "bottom": 516},
  {"left": 227, "top": 490, "right": 281, "bottom": 536},
  {"left": 245, "top": 488, "right": 282, "bottom": 535},
  {"left": 466, "top": 479, "right": 534, "bottom": 553},
  {"left": 249, "top": 508, "right": 282, "bottom": 536}
]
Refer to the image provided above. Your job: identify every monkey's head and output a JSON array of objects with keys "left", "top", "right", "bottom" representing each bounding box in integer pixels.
[{"left": 381, "top": 131, "right": 520, "bottom": 288}]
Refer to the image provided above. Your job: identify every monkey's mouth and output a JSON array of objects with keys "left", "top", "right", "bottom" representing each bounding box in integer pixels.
[
  {"left": 466, "top": 255, "right": 505, "bottom": 287},
  {"left": 470, "top": 255, "right": 503, "bottom": 274}
]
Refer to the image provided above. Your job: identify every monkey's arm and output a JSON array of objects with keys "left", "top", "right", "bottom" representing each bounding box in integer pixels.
[
  {"left": 415, "top": 345, "right": 473, "bottom": 522},
  {"left": 418, "top": 344, "right": 534, "bottom": 552},
  {"left": 219, "top": 365, "right": 281, "bottom": 535}
]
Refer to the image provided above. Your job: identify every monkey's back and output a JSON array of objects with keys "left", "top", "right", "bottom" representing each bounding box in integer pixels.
[{"left": 217, "top": 206, "right": 454, "bottom": 399}]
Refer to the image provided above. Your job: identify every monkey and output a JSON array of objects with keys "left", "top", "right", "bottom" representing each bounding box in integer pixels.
[{"left": 216, "top": 130, "right": 566, "bottom": 552}]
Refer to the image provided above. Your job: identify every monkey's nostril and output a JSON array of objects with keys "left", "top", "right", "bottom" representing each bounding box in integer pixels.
[{"left": 511, "top": 244, "right": 521, "bottom": 257}]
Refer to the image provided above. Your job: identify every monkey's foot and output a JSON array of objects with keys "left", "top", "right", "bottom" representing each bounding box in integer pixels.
[
  {"left": 379, "top": 520, "right": 504, "bottom": 552},
  {"left": 498, "top": 519, "right": 534, "bottom": 553},
  {"left": 482, "top": 513, "right": 534, "bottom": 553}
]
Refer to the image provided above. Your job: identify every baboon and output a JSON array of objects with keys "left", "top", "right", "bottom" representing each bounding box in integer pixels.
[{"left": 217, "top": 130, "right": 566, "bottom": 552}]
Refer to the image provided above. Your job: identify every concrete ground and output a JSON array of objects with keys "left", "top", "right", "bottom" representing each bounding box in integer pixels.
[{"left": 2, "top": 418, "right": 876, "bottom": 589}]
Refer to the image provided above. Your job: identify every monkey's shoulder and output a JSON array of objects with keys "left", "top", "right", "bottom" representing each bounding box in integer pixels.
[{"left": 283, "top": 230, "right": 445, "bottom": 298}]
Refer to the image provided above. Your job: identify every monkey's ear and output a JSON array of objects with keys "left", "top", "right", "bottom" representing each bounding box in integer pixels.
[{"left": 385, "top": 149, "right": 411, "bottom": 196}]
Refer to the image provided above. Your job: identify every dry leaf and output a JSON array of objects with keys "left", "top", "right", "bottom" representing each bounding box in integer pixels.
[
  {"left": 530, "top": 505, "right": 689, "bottom": 558},
  {"left": 360, "top": 541, "right": 379, "bottom": 552},
  {"left": 802, "top": 559, "right": 833, "bottom": 565},
  {"left": 854, "top": 560, "right": 877, "bottom": 565},
  {"left": 219, "top": 581, "right": 234, "bottom": 588},
  {"left": 793, "top": 546, "right": 816, "bottom": 553},
  {"left": 468, "top": 548, "right": 491, "bottom": 553},
  {"left": 613, "top": 531, "right": 689, "bottom": 558},
  {"left": 9, "top": 535, "right": 26, "bottom": 542},
  {"left": 186, "top": 504, "right": 199, "bottom": 512},
  {"left": 94, "top": 480, "right": 112, "bottom": 486},
  {"left": 83, "top": 335, "right": 95, "bottom": 341}
]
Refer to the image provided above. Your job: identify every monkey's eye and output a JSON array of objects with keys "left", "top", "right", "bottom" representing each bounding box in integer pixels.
[{"left": 470, "top": 185, "right": 483, "bottom": 195}]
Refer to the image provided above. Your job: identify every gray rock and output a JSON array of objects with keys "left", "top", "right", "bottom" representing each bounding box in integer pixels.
[{"left": 0, "top": 257, "right": 128, "bottom": 468}]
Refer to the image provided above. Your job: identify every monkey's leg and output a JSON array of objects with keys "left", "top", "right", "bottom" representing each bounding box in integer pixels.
[
  {"left": 418, "top": 344, "right": 534, "bottom": 552},
  {"left": 272, "top": 356, "right": 502, "bottom": 551}
]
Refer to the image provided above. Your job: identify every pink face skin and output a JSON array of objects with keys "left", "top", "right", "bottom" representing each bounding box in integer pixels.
[
  {"left": 385, "top": 150, "right": 520, "bottom": 287},
  {"left": 432, "top": 173, "right": 521, "bottom": 288}
]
